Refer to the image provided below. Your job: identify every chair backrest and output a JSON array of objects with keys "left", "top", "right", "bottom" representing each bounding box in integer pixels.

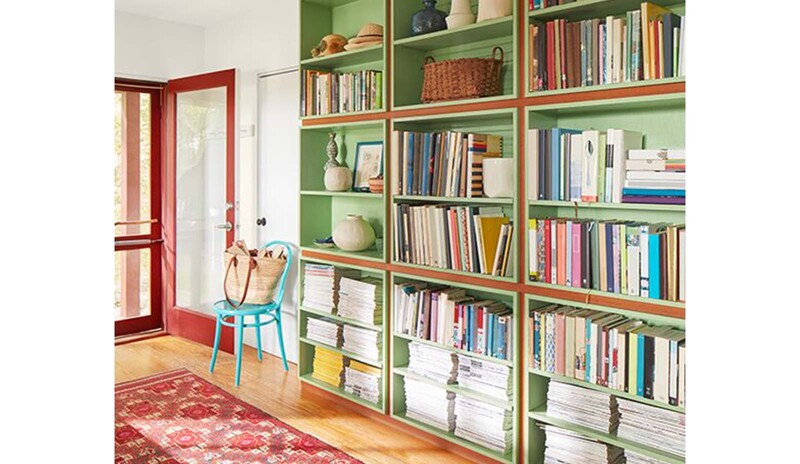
[{"left": 262, "top": 240, "right": 293, "bottom": 309}]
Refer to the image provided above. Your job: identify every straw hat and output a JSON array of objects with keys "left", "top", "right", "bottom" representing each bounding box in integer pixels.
[{"left": 346, "top": 23, "right": 383, "bottom": 49}]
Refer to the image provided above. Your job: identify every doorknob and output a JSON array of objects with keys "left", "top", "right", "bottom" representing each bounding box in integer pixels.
[{"left": 215, "top": 222, "right": 233, "bottom": 231}]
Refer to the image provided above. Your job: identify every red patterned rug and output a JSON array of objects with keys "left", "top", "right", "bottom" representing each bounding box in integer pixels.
[{"left": 115, "top": 369, "right": 363, "bottom": 464}]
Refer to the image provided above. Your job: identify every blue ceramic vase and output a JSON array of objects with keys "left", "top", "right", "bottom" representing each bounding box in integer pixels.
[{"left": 410, "top": 0, "right": 447, "bottom": 36}]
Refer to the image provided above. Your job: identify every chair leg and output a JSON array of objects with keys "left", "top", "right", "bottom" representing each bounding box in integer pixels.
[
  {"left": 275, "top": 314, "right": 289, "bottom": 372},
  {"left": 209, "top": 316, "right": 222, "bottom": 373},
  {"left": 235, "top": 316, "right": 244, "bottom": 386},
  {"left": 255, "top": 315, "right": 263, "bottom": 361}
]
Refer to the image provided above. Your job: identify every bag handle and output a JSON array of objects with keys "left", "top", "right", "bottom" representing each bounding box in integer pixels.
[
  {"left": 224, "top": 255, "right": 257, "bottom": 309},
  {"left": 491, "top": 46, "right": 504, "bottom": 63},
  {"left": 422, "top": 56, "right": 436, "bottom": 68}
]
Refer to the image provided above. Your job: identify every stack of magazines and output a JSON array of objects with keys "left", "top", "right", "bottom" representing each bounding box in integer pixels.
[
  {"left": 343, "top": 360, "right": 381, "bottom": 405},
  {"left": 617, "top": 398, "right": 685, "bottom": 458},
  {"left": 625, "top": 450, "right": 671, "bottom": 464},
  {"left": 454, "top": 395, "right": 513, "bottom": 454},
  {"left": 407, "top": 342, "right": 457, "bottom": 384},
  {"left": 541, "top": 424, "right": 624, "bottom": 464},
  {"left": 547, "top": 381, "right": 619, "bottom": 433},
  {"left": 456, "top": 354, "right": 512, "bottom": 402},
  {"left": 342, "top": 325, "right": 381, "bottom": 361},
  {"left": 404, "top": 378, "right": 455, "bottom": 433},
  {"left": 337, "top": 276, "right": 382, "bottom": 326},
  {"left": 312, "top": 346, "right": 343, "bottom": 388},
  {"left": 306, "top": 318, "right": 342, "bottom": 348},
  {"left": 302, "top": 264, "right": 358, "bottom": 313}
]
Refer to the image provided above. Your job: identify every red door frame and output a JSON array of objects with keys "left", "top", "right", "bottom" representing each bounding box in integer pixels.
[
  {"left": 114, "top": 79, "right": 165, "bottom": 337},
  {"left": 165, "top": 69, "right": 237, "bottom": 353}
]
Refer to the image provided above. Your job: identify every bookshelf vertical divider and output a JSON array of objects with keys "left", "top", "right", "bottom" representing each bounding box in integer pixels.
[{"left": 297, "top": 1, "right": 686, "bottom": 463}]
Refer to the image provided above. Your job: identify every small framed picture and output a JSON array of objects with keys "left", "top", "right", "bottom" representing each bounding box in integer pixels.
[{"left": 352, "top": 141, "right": 383, "bottom": 192}]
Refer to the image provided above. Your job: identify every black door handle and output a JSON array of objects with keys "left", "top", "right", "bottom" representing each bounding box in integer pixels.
[{"left": 256, "top": 218, "right": 266, "bottom": 226}]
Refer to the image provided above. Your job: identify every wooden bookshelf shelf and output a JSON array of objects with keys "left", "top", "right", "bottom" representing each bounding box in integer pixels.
[
  {"left": 393, "top": 332, "right": 513, "bottom": 367},
  {"left": 298, "top": 1, "right": 686, "bottom": 462},
  {"left": 394, "top": 16, "right": 513, "bottom": 50},
  {"left": 299, "top": 305, "right": 382, "bottom": 331},
  {"left": 528, "top": 368, "right": 685, "bottom": 414},
  {"left": 299, "top": 336, "right": 383, "bottom": 368},
  {"left": 528, "top": 408, "right": 684, "bottom": 464},
  {"left": 300, "top": 44, "right": 383, "bottom": 67}
]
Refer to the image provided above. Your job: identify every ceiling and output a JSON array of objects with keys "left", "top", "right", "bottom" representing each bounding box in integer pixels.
[{"left": 115, "top": 0, "right": 265, "bottom": 27}]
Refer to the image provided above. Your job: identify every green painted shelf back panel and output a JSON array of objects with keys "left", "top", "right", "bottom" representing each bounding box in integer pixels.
[{"left": 300, "top": 0, "right": 385, "bottom": 62}]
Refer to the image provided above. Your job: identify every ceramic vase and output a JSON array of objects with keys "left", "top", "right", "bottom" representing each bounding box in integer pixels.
[
  {"left": 410, "top": 0, "right": 447, "bottom": 36},
  {"left": 332, "top": 215, "right": 376, "bottom": 251},
  {"left": 324, "top": 132, "right": 340, "bottom": 170},
  {"left": 482, "top": 158, "right": 514, "bottom": 198},
  {"left": 446, "top": 0, "right": 476, "bottom": 29},
  {"left": 324, "top": 166, "right": 353, "bottom": 191},
  {"left": 476, "top": 0, "right": 512, "bottom": 22}
]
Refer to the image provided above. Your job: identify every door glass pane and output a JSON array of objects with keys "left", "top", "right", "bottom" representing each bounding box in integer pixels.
[
  {"left": 175, "top": 87, "right": 227, "bottom": 314},
  {"left": 115, "top": 248, "right": 151, "bottom": 320},
  {"left": 115, "top": 91, "right": 152, "bottom": 236}
]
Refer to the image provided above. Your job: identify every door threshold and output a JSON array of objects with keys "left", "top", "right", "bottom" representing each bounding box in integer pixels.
[{"left": 115, "top": 328, "right": 167, "bottom": 346}]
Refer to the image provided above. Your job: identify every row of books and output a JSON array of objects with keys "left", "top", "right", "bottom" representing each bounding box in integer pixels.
[
  {"left": 395, "top": 283, "right": 514, "bottom": 361},
  {"left": 393, "top": 204, "right": 514, "bottom": 277},
  {"left": 527, "top": 2, "right": 685, "bottom": 92},
  {"left": 529, "top": 305, "right": 686, "bottom": 407},
  {"left": 300, "top": 69, "right": 382, "bottom": 117},
  {"left": 306, "top": 317, "right": 381, "bottom": 362},
  {"left": 404, "top": 343, "right": 513, "bottom": 454},
  {"left": 390, "top": 130, "right": 503, "bottom": 198},
  {"left": 528, "top": 219, "right": 686, "bottom": 302}
]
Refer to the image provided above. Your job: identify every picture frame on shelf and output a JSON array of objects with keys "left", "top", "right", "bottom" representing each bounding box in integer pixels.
[{"left": 352, "top": 141, "right": 384, "bottom": 192}]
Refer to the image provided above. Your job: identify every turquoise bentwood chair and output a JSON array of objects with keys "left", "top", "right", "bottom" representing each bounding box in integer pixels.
[{"left": 209, "top": 240, "right": 292, "bottom": 386}]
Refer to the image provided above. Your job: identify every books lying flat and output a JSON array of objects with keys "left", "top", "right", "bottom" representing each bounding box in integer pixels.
[
  {"left": 456, "top": 354, "right": 513, "bottom": 402},
  {"left": 337, "top": 276, "right": 383, "bottom": 325},
  {"left": 342, "top": 325, "right": 381, "bottom": 361},
  {"left": 344, "top": 360, "right": 381, "bottom": 404},
  {"left": 527, "top": 219, "right": 686, "bottom": 303},
  {"left": 618, "top": 398, "right": 685, "bottom": 458},
  {"left": 393, "top": 203, "right": 514, "bottom": 277},
  {"left": 302, "top": 264, "right": 359, "bottom": 314},
  {"left": 394, "top": 283, "right": 514, "bottom": 361},
  {"left": 454, "top": 395, "right": 513, "bottom": 454},
  {"left": 625, "top": 450, "right": 671, "bottom": 464},
  {"left": 312, "top": 346, "right": 344, "bottom": 388},
  {"left": 540, "top": 424, "right": 624, "bottom": 464},
  {"left": 547, "top": 381, "right": 619, "bottom": 434},
  {"left": 404, "top": 378, "right": 456, "bottom": 432},
  {"left": 306, "top": 317, "right": 342, "bottom": 348},
  {"left": 407, "top": 341, "right": 457, "bottom": 384}
]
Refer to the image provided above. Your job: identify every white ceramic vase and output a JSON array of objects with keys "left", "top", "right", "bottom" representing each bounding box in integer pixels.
[
  {"left": 446, "top": 0, "right": 475, "bottom": 29},
  {"left": 476, "top": 0, "right": 512, "bottom": 22},
  {"left": 483, "top": 158, "right": 514, "bottom": 198},
  {"left": 332, "top": 214, "right": 376, "bottom": 251},
  {"left": 324, "top": 166, "right": 352, "bottom": 191}
]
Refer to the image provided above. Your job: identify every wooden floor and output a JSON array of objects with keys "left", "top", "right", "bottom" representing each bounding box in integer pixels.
[{"left": 115, "top": 336, "right": 480, "bottom": 464}]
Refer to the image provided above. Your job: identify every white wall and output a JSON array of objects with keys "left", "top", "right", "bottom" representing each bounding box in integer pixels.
[
  {"left": 115, "top": 11, "right": 205, "bottom": 81},
  {"left": 203, "top": 1, "right": 301, "bottom": 363}
]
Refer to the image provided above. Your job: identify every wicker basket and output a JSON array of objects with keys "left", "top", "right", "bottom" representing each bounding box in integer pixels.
[{"left": 421, "top": 47, "right": 504, "bottom": 103}]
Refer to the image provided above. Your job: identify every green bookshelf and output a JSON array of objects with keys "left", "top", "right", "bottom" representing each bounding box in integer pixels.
[
  {"left": 392, "top": 0, "right": 518, "bottom": 109},
  {"left": 297, "top": 1, "right": 687, "bottom": 462},
  {"left": 390, "top": 271, "right": 519, "bottom": 464},
  {"left": 297, "top": 256, "right": 388, "bottom": 413}
]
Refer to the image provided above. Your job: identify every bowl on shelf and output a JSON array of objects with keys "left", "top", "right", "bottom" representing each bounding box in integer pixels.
[{"left": 313, "top": 236, "right": 335, "bottom": 248}]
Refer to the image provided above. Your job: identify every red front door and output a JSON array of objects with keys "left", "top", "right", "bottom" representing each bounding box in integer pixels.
[
  {"left": 165, "top": 69, "right": 237, "bottom": 352},
  {"left": 115, "top": 80, "right": 164, "bottom": 337}
]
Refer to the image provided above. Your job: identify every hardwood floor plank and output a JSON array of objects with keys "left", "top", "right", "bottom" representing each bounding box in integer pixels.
[{"left": 115, "top": 336, "right": 480, "bottom": 464}]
